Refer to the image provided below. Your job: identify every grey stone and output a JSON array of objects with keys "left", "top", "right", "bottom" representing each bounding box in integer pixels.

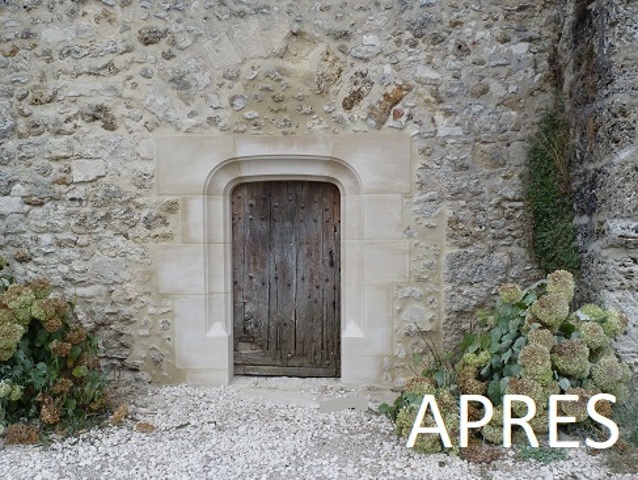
[
  {"left": 140, "top": 67, "right": 154, "bottom": 78},
  {"left": 230, "top": 95, "right": 248, "bottom": 111},
  {"left": 138, "top": 27, "right": 166, "bottom": 46},
  {"left": 229, "top": 18, "right": 269, "bottom": 58},
  {"left": 350, "top": 45, "right": 382, "bottom": 60},
  {"left": 202, "top": 35, "right": 242, "bottom": 69},
  {"left": 72, "top": 160, "right": 106, "bottom": 183},
  {"left": 41, "top": 26, "right": 76, "bottom": 43},
  {"left": 0, "top": 115, "right": 16, "bottom": 140},
  {"left": 142, "top": 92, "right": 182, "bottom": 129},
  {"left": 66, "top": 82, "right": 122, "bottom": 97},
  {"left": 397, "top": 287, "right": 424, "bottom": 299},
  {"left": 362, "top": 35, "right": 380, "bottom": 47},
  {"left": 0, "top": 197, "right": 25, "bottom": 214}
]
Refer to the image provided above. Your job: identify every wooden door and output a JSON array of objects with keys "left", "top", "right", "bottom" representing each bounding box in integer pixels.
[{"left": 232, "top": 181, "right": 341, "bottom": 377}]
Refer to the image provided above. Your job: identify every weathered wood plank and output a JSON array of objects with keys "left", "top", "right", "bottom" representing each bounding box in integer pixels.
[
  {"left": 270, "top": 182, "right": 297, "bottom": 365},
  {"left": 250, "top": 182, "right": 271, "bottom": 351},
  {"left": 243, "top": 365, "right": 337, "bottom": 377},
  {"left": 331, "top": 184, "right": 341, "bottom": 376},
  {"left": 235, "top": 351, "right": 325, "bottom": 367},
  {"left": 233, "top": 183, "right": 270, "bottom": 348},
  {"left": 231, "top": 184, "right": 246, "bottom": 350},
  {"left": 322, "top": 183, "right": 340, "bottom": 376},
  {"left": 295, "top": 182, "right": 319, "bottom": 362}
]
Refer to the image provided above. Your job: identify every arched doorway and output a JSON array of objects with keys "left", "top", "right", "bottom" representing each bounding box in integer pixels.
[{"left": 231, "top": 180, "right": 341, "bottom": 377}]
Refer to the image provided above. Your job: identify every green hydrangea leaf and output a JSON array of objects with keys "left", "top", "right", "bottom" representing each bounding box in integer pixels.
[
  {"left": 502, "top": 349, "right": 512, "bottom": 364},
  {"left": 72, "top": 366, "right": 89, "bottom": 378},
  {"left": 35, "top": 329, "right": 49, "bottom": 347},
  {"left": 558, "top": 377, "right": 571, "bottom": 391},
  {"left": 559, "top": 322, "right": 576, "bottom": 336},
  {"left": 488, "top": 378, "right": 501, "bottom": 404},
  {"left": 460, "top": 333, "right": 475, "bottom": 351}
]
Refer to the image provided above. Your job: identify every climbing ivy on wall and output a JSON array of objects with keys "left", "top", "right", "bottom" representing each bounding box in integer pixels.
[{"left": 526, "top": 100, "right": 581, "bottom": 274}]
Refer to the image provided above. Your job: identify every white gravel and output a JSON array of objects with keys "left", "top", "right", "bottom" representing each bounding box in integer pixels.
[{"left": 0, "top": 378, "right": 634, "bottom": 480}]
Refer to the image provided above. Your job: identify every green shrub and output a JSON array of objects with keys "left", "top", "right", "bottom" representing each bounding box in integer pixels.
[
  {"left": 382, "top": 270, "right": 634, "bottom": 453},
  {"left": 0, "top": 259, "right": 108, "bottom": 438}
]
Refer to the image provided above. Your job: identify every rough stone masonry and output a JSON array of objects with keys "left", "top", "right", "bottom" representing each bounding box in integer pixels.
[{"left": 0, "top": 0, "right": 635, "bottom": 386}]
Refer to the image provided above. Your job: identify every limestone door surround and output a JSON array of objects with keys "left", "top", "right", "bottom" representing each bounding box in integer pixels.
[{"left": 153, "top": 134, "right": 411, "bottom": 385}]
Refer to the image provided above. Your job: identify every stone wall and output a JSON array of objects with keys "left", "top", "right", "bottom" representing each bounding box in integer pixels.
[
  {"left": 0, "top": 0, "right": 557, "bottom": 386},
  {"left": 558, "top": 0, "right": 638, "bottom": 369}
]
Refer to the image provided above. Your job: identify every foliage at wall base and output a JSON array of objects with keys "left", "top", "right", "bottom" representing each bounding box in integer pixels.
[
  {"left": 0, "top": 259, "right": 109, "bottom": 439},
  {"left": 381, "top": 270, "right": 633, "bottom": 454}
]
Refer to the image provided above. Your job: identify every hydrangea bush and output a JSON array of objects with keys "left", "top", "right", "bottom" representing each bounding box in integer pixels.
[
  {"left": 0, "top": 258, "right": 108, "bottom": 438},
  {"left": 382, "top": 270, "right": 634, "bottom": 453}
]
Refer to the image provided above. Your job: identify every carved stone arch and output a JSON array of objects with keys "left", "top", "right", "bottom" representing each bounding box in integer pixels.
[{"left": 153, "top": 134, "right": 411, "bottom": 385}]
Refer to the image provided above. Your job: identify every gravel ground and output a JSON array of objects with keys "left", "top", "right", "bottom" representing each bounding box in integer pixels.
[{"left": 0, "top": 378, "right": 634, "bottom": 480}]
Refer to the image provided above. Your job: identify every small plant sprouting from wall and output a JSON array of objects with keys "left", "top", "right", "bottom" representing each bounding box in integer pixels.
[{"left": 526, "top": 100, "right": 581, "bottom": 274}]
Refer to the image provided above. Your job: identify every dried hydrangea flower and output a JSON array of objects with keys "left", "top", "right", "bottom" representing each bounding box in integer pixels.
[
  {"left": 0, "top": 322, "right": 25, "bottom": 361},
  {"left": 9, "top": 384, "right": 23, "bottom": 402},
  {"left": 546, "top": 270, "right": 575, "bottom": 303},
  {"left": 481, "top": 423, "right": 503, "bottom": 445},
  {"left": 404, "top": 376, "right": 437, "bottom": 396},
  {"left": 560, "top": 387, "right": 591, "bottom": 423},
  {"left": 459, "top": 378, "right": 487, "bottom": 396},
  {"left": 456, "top": 363, "right": 478, "bottom": 383},
  {"left": 518, "top": 344, "right": 553, "bottom": 385},
  {"left": 506, "top": 378, "right": 545, "bottom": 417},
  {"left": 49, "top": 340, "right": 72, "bottom": 357},
  {"left": 499, "top": 283, "right": 523, "bottom": 304},
  {"left": 0, "top": 307, "right": 17, "bottom": 327},
  {"left": 578, "top": 321, "right": 609, "bottom": 351},
  {"left": 527, "top": 327, "right": 555, "bottom": 351},
  {"left": 396, "top": 406, "right": 442, "bottom": 453},
  {"left": 0, "top": 380, "right": 13, "bottom": 399},
  {"left": 51, "top": 378, "right": 73, "bottom": 396},
  {"left": 4, "top": 423, "right": 39, "bottom": 445},
  {"left": 25, "top": 278, "right": 52, "bottom": 300},
  {"left": 39, "top": 396, "right": 61, "bottom": 425},
  {"left": 542, "top": 380, "right": 561, "bottom": 399},
  {"left": 578, "top": 304, "right": 606, "bottom": 322},
  {"left": 78, "top": 353, "right": 101, "bottom": 370},
  {"left": 529, "top": 294, "right": 570, "bottom": 330},
  {"left": 593, "top": 396, "right": 614, "bottom": 418},
  {"left": 64, "top": 326, "right": 87, "bottom": 345},
  {"left": 461, "top": 350, "right": 491, "bottom": 368},
  {"left": 32, "top": 298, "right": 67, "bottom": 323},
  {"left": 591, "top": 354, "right": 633, "bottom": 392},
  {"left": 601, "top": 310, "right": 628, "bottom": 338},
  {"left": 530, "top": 411, "right": 550, "bottom": 434},
  {"left": 551, "top": 339, "right": 590, "bottom": 379},
  {"left": 2, "top": 285, "right": 35, "bottom": 312},
  {"left": 43, "top": 316, "right": 63, "bottom": 333},
  {"left": 89, "top": 395, "right": 108, "bottom": 412},
  {"left": 30, "top": 298, "right": 58, "bottom": 321},
  {"left": 523, "top": 312, "right": 542, "bottom": 332},
  {"left": 491, "top": 405, "right": 504, "bottom": 427},
  {"left": 12, "top": 307, "right": 32, "bottom": 326}
]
